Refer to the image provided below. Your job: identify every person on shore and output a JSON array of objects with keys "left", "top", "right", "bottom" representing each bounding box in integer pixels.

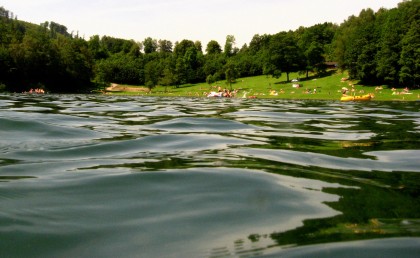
[
  {"left": 24, "top": 88, "right": 45, "bottom": 94},
  {"left": 223, "top": 89, "right": 232, "bottom": 98}
]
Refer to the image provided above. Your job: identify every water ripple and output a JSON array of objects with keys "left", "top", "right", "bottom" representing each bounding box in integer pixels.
[
  {"left": 230, "top": 148, "right": 420, "bottom": 172},
  {"left": 0, "top": 94, "right": 419, "bottom": 257}
]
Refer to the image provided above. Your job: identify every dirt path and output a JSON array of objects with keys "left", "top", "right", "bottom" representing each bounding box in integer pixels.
[{"left": 106, "top": 83, "right": 149, "bottom": 92}]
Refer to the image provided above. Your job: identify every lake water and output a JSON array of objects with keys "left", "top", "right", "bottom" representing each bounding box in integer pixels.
[{"left": 1, "top": 94, "right": 419, "bottom": 257}]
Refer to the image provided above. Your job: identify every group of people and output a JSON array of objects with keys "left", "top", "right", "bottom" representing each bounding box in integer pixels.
[
  {"left": 342, "top": 84, "right": 415, "bottom": 97},
  {"left": 206, "top": 87, "right": 237, "bottom": 98},
  {"left": 391, "top": 87, "right": 412, "bottom": 95},
  {"left": 341, "top": 83, "right": 357, "bottom": 96},
  {"left": 303, "top": 88, "right": 317, "bottom": 94},
  {"left": 23, "top": 88, "right": 45, "bottom": 94}
]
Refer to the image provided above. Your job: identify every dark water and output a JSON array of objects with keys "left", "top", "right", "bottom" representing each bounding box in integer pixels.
[{"left": 1, "top": 94, "right": 419, "bottom": 257}]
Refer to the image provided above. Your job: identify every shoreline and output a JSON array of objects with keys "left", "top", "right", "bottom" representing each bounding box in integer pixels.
[{"left": 99, "top": 72, "right": 420, "bottom": 102}]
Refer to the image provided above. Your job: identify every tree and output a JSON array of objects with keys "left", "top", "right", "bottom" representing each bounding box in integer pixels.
[
  {"left": 204, "top": 53, "right": 225, "bottom": 81},
  {"left": 88, "top": 35, "right": 108, "bottom": 59},
  {"left": 158, "top": 39, "right": 173, "bottom": 53},
  {"left": 143, "top": 37, "right": 158, "bottom": 54},
  {"left": 100, "top": 36, "right": 135, "bottom": 54},
  {"left": 96, "top": 53, "right": 143, "bottom": 85},
  {"left": 241, "top": 34, "right": 271, "bottom": 76},
  {"left": 266, "top": 32, "right": 304, "bottom": 81},
  {"left": 225, "top": 61, "right": 239, "bottom": 90},
  {"left": 194, "top": 40, "right": 203, "bottom": 53},
  {"left": 174, "top": 39, "right": 195, "bottom": 57},
  {"left": 172, "top": 39, "right": 204, "bottom": 83},
  {"left": 49, "top": 21, "right": 70, "bottom": 38},
  {"left": 144, "top": 60, "right": 160, "bottom": 90},
  {"left": 159, "top": 68, "right": 175, "bottom": 90},
  {"left": 0, "top": 6, "right": 10, "bottom": 19},
  {"left": 376, "top": 0, "right": 419, "bottom": 86},
  {"left": 298, "top": 23, "right": 336, "bottom": 78},
  {"left": 206, "top": 40, "right": 222, "bottom": 55},
  {"left": 174, "top": 57, "right": 187, "bottom": 87},
  {"left": 206, "top": 74, "right": 216, "bottom": 87},
  {"left": 224, "top": 35, "right": 237, "bottom": 57},
  {"left": 12, "top": 25, "right": 56, "bottom": 91},
  {"left": 54, "top": 37, "right": 94, "bottom": 92},
  {"left": 248, "top": 34, "right": 271, "bottom": 54},
  {"left": 299, "top": 40, "right": 326, "bottom": 79},
  {"left": 399, "top": 20, "right": 420, "bottom": 87},
  {"left": 332, "top": 15, "right": 356, "bottom": 72},
  {"left": 336, "top": 9, "right": 377, "bottom": 83},
  {"left": 3, "top": 1, "right": 420, "bottom": 93}
]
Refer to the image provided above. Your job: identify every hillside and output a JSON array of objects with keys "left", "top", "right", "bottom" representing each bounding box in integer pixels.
[
  {"left": 1, "top": 1, "right": 419, "bottom": 94},
  {"left": 107, "top": 71, "right": 420, "bottom": 101}
]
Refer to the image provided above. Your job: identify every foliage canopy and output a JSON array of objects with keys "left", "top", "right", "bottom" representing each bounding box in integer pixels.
[{"left": 0, "top": 1, "right": 418, "bottom": 93}]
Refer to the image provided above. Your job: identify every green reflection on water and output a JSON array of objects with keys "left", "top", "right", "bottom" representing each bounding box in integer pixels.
[
  {"left": 229, "top": 155, "right": 420, "bottom": 248},
  {"left": 86, "top": 148, "right": 420, "bottom": 249},
  {"left": 0, "top": 176, "right": 36, "bottom": 182}
]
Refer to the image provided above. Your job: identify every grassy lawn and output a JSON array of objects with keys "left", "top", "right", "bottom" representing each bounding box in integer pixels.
[{"left": 108, "top": 70, "right": 420, "bottom": 101}]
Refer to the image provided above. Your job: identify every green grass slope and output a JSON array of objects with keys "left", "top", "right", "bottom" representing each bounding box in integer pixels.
[{"left": 109, "top": 71, "right": 420, "bottom": 101}]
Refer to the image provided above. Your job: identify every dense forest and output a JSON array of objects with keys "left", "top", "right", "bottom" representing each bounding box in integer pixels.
[{"left": 0, "top": 0, "right": 419, "bottom": 93}]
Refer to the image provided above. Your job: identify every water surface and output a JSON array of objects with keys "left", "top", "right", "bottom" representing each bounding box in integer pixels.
[{"left": 1, "top": 94, "right": 419, "bottom": 257}]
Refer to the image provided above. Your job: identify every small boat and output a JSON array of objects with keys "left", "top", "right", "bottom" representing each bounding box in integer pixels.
[{"left": 340, "top": 94, "right": 372, "bottom": 102}]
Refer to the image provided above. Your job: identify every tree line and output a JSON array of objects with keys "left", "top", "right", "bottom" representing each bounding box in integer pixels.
[{"left": 0, "top": 0, "right": 418, "bottom": 93}]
